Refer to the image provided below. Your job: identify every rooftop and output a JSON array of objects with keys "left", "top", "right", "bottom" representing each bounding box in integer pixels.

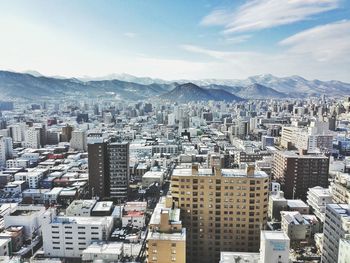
[
  {"left": 287, "top": 199, "right": 308, "bottom": 208},
  {"left": 327, "top": 204, "right": 350, "bottom": 218},
  {"left": 147, "top": 228, "right": 186, "bottom": 241},
  {"left": 92, "top": 201, "right": 114, "bottom": 212},
  {"left": 52, "top": 216, "right": 113, "bottom": 225},
  {"left": 261, "top": 230, "right": 290, "bottom": 241},
  {"left": 172, "top": 168, "right": 268, "bottom": 178},
  {"left": 220, "top": 252, "right": 260, "bottom": 263}
]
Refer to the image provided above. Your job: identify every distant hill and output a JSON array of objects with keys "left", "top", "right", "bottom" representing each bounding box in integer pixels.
[
  {"left": 0, "top": 70, "right": 173, "bottom": 100},
  {"left": 204, "top": 83, "right": 286, "bottom": 99},
  {"left": 1, "top": 70, "right": 349, "bottom": 101},
  {"left": 160, "top": 83, "right": 244, "bottom": 102}
]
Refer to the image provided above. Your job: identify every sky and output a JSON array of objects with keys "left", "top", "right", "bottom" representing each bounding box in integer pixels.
[{"left": 0, "top": 0, "right": 349, "bottom": 81}]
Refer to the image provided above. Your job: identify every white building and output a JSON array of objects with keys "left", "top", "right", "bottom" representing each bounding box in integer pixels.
[
  {"left": 6, "top": 158, "right": 30, "bottom": 168},
  {"left": 281, "top": 211, "right": 320, "bottom": 241},
  {"left": 122, "top": 210, "right": 145, "bottom": 228},
  {"left": 42, "top": 211, "right": 114, "bottom": 258},
  {"left": 24, "top": 128, "right": 41, "bottom": 149},
  {"left": 66, "top": 200, "right": 97, "bottom": 217},
  {"left": 260, "top": 231, "right": 290, "bottom": 263},
  {"left": 338, "top": 237, "right": 350, "bottom": 263},
  {"left": 82, "top": 242, "right": 123, "bottom": 262},
  {"left": 307, "top": 186, "right": 333, "bottom": 222},
  {"left": 70, "top": 130, "right": 86, "bottom": 151},
  {"left": 9, "top": 124, "right": 26, "bottom": 142},
  {"left": 322, "top": 204, "right": 350, "bottom": 263},
  {"left": 4, "top": 205, "right": 47, "bottom": 239},
  {"left": 0, "top": 136, "right": 13, "bottom": 168},
  {"left": 0, "top": 238, "right": 11, "bottom": 256},
  {"left": 220, "top": 231, "right": 290, "bottom": 263},
  {"left": 142, "top": 170, "right": 164, "bottom": 187},
  {"left": 14, "top": 170, "right": 45, "bottom": 189}
]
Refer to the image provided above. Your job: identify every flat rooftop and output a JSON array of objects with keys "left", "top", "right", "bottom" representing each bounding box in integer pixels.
[
  {"left": 147, "top": 228, "right": 186, "bottom": 241},
  {"left": 220, "top": 252, "right": 260, "bottom": 263},
  {"left": 327, "top": 204, "right": 350, "bottom": 218},
  {"left": 92, "top": 201, "right": 114, "bottom": 212},
  {"left": 172, "top": 168, "right": 268, "bottom": 178},
  {"left": 261, "top": 230, "right": 290, "bottom": 241},
  {"left": 287, "top": 199, "right": 308, "bottom": 208},
  {"left": 82, "top": 242, "right": 123, "bottom": 255},
  {"left": 52, "top": 216, "right": 113, "bottom": 225}
]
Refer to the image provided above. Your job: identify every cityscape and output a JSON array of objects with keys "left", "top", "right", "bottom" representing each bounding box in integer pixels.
[{"left": 0, "top": 1, "right": 350, "bottom": 263}]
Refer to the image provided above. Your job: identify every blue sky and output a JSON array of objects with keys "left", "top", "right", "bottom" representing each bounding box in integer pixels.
[{"left": 0, "top": 0, "right": 349, "bottom": 81}]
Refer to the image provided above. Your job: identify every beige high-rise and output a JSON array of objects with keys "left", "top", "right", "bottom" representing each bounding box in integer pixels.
[{"left": 171, "top": 164, "right": 269, "bottom": 263}]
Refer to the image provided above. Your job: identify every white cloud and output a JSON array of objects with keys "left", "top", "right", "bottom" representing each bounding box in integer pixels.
[
  {"left": 201, "top": 0, "right": 339, "bottom": 34},
  {"left": 225, "top": 34, "right": 252, "bottom": 44},
  {"left": 180, "top": 37, "right": 350, "bottom": 81},
  {"left": 124, "top": 32, "right": 137, "bottom": 38},
  {"left": 279, "top": 20, "right": 350, "bottom": 62}
]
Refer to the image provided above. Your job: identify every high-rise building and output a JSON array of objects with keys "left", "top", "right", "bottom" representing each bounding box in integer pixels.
[
  {"left": 108, "top": 142, "right": 129, "bottom": 200},
  {"left": 88, "top": 135, "right": 129, "bottom": 201},
  {"left": 70, "top": 130, "right": 87, "bottom": 151},
  {"left": 170, "top": 164, "right": 269, "bottom": 263},
  {"left": 61, "top": 124, "right": 73, "bottom": 142},
  {"left": 147, "top": 195, "right": 186, "bottom": 263},
  {"left": 24, "top": 128, "right": 41, "bottom": 149},
  {"left": 322, "top": 204, "right": 350, "bottom": 263},
  {"left": 0, "top": 136, "right": 13, "bottom": 168},
  {"left": 88, "top": 134, "right": 109, "bottom": 199},
  {"left": 272, "top": 151, "right": 329, "bottom": 199}
]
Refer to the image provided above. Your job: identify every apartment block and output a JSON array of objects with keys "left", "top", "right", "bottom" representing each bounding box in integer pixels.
[
  {"left": 272, "top": 151, "right": 329, "bottom": 199},
  {"left": 170, "top": 164, "right": 269, "bottom": 263},
  {"left": 306, "top": 186, "right": 333, "bottom": 222},
  {"left": 322, "top": 204, "right": 350, "bottom": 263}
]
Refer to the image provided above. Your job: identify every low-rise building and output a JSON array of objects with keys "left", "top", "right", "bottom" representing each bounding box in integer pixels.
[
  {"left": 42, "top": 209, "right": 114, "bottom": 258},
  {"left": 281, "top": 211, "right": 320, "bottom": 242},
  {"left": 66, "top": 200, "right": 97, "bottom": 217}
]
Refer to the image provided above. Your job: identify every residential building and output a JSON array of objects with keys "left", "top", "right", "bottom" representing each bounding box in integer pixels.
[
  {"left": 322, "top": 204, "right": 350, "bottom": 263},
  {"left": 170, "top": 164, "right": 269, "bottom": 263},
  {"left": 272, "top": 151, "right": 329, "bottom": 199},
  {"left": 306, "top": 186, "right": 333, "bottom": 222}
]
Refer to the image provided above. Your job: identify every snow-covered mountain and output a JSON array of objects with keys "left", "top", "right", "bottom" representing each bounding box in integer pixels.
[{"left": 183, "top": 74, "right": 350, "bottom": 96}]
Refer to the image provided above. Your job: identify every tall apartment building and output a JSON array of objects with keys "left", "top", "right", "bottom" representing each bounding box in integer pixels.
[
  {"left": 24, "top": 128, "right": 41, "bottom": 149},
  {"left": 170, "top": 164, "right": 269, "bottom": 263},
  {"left": 108, "top": 142, "right": 129, "bottom": 200},
  {"left": 88, "top": 135, "right": 109, "bottom": 199},
  {"left": 147, "top": 195, "right": 186, "bottom": 263},
  {"left": 0, "top": 136, "right": 13, "bottom": 168},
  {"left": 70, "top": 130, "right": 86, "bottom": 151},
  {"left": 322, "top": 204, "right": 350, "bottom": 263},
  {"left": 9, "top": 124, "right": 26, "bottom": 142},
  {"left": 88, "top": 134, "right": 129, "bottom": 201},
  {"left": 272, "top": 151, "right": 329, "bottom": 199}
]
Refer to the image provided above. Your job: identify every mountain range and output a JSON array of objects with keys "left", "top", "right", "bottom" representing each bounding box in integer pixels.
[{"left": 0, "top": 70, "right": 349, "bottom": 102}]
